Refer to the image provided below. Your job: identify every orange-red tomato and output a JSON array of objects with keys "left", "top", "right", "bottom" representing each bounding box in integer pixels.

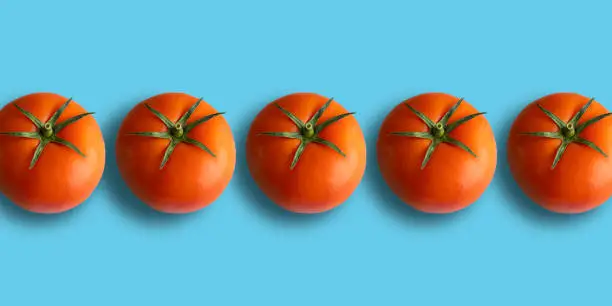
[
  {"left": 246, "top": 93, "right": 366, "bottom": 214},
  {"left": 115, "top": 93, "right": 235, "bottom": 214},
  {"left": 507, "top": 93, "right": 612, "bottom": 214},
  {"left": 377, "top": 93, "right": 497, "bottom": 214},
  {"left": 0, "top": 93, "right": 105, "bottom": 213}
]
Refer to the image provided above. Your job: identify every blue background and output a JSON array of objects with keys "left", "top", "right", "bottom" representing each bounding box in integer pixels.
[{"left": 1, "top": 0, "right": 610, "bottom": 305}]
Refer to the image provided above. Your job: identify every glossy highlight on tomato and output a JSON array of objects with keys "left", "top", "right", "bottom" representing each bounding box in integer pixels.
[
  {"left": 507, "top": 93, "right": 612, "bottom": 214},
  {"left": 377, "top": 93, "right": 497, "bottom": 214},
  {"left": 0, "top": 93, "right": 106, "bottom": 213},
  {"left": 115, "top": 93, "right": 235, "bottom": 214},
  {"left": 246, "top": 93, "right": 366, "bottom": 214}
]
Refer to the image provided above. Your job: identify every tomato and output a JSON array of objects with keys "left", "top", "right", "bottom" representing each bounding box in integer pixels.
[
  {"left": 115, "top": 93, "right": 235, "bottom": 214},
  {"left": 246, "top": 93, "right": 366, "bottom": 214},
  {"left": 507, "top": 93, "right": 612, "bottom": 214},
  {"left": 376, "top": 93, "right": 497, "bottom": 214},
  {"left": 0, "top": 93, "right": 105, "bottom": 213}
]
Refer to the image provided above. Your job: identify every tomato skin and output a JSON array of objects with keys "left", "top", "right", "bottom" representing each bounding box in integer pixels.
[
  {"left": 0, "top": 93, "right": 106, "bottom": 214},
  {"left": 507, "top": 93, "right": 612, "bottom": 214},
  {"left": 377, "top": 93, "right": 497, "bottom": 214},
  {"left": 115, "top": 93, "right": 235, "bottom": 214},
  {"left": 246, "top": 93, "right": 366, "bottom": 214}
]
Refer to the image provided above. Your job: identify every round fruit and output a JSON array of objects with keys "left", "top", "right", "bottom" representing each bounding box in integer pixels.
[
  {"left": 507, "top": 93, "right": 612, "bottom": 214},
  {"left": 0, "top": 93, "right": 105, "bottom": 213},
  {"left": 115, "top": 93, "right": 235, "bottom": 214},
  {"left": 246, "top": 93, "right": 366, "bottom": 214},
  {"left": 377, "top": 93, "right": 497, "bottom": 214}
]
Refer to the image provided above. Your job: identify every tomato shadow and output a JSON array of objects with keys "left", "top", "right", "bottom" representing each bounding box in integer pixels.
[
  {"left": 364, "top": 105, "right": 472, "bottom": 227},
  {"left": 232, "top": 99, "right": 342, "bottom": 226},
  {"left": 0, "top": 193, "right": 84, "bottom": 228},
  {"left": 368, "top": 167, "right": 472, "bottom": 227},
  {"left": 495, "top": 97, "right": 602, "bottom": 226},
  {"left": 100, "top": 97, "right": 200, "bottom": 226}
]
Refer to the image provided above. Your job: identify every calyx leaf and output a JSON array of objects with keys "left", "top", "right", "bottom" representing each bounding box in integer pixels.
[
  {"left": 520, "top": 98, "right": 611, "bottom": 169},
  {"left": 0, "top": 97, "right": 92, "bottom": 169},
  {"left": 128, "top": 98, "right": 224, "bottom": 169},
  {"left": 390, "top": 97, "right": 485, "bottom": 169},
  {"left": 259, "top": 97, "right": 354, "bottom": 170}
]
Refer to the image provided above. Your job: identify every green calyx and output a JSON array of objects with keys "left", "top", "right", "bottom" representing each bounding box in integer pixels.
[
  {"left": 129, "top": 98, "right": 224, "bottom": 169},
  {"left": 390, "top": 98, "right": 486, "bottom": 169},
  {"left": 0, "top": 98, "right": 94, "bottom": 169},
  {"left": 521, "top": 98, "right": 612, "bottom": 169},
  {"left": 259, "top": 97, "right": 355, "bottom": 170}
]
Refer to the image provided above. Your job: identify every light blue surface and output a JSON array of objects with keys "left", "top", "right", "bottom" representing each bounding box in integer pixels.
[{"left": 1, "top": 0, "right": 610, "bottom": 305}]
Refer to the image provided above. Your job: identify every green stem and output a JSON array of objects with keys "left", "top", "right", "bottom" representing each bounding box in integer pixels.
[
  {"left": 172, "top": 123, "right": 184, "bottom": 138},
  {"left": 303, "top": 123, "right": 315, "bottom": 138},
  {"left": 41, "top": 123, "right": 53, "bottom": 138},
  {"left": 433, "top": 123, "right": 445, "bottom": 138},
  {"left": 563, "top": 123, "right": 575, "bottom": 138}
]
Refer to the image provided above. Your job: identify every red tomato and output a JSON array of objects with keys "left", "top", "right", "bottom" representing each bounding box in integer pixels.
[
  {"left": 246, "top": 93, "right": 366, "bottom": 214},
  {"left": 115, "top": 93, "right": 235, "bottom": 214},
  {"left": 377, "top": 93, "right": 497, "bottom": 213},
  {"left": 0, "top": 93, "right": 105, "bottom": 213},
  {"left": 507, "top": 93, "right": 612, "bottom": 213}
]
